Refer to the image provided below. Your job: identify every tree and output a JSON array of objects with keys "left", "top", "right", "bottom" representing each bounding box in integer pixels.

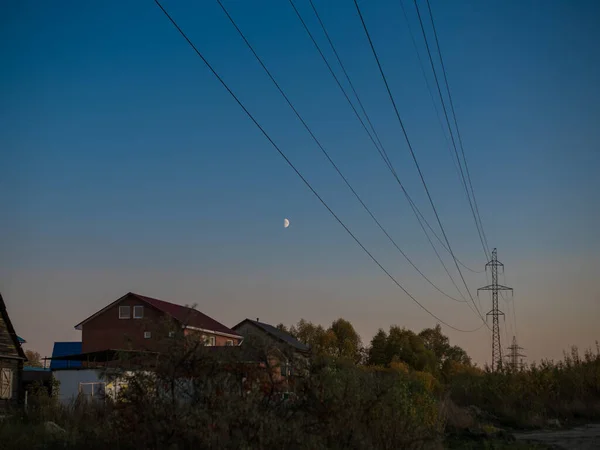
[
  {"left": 419, "top": 325, "right": 449, "bottom": 359},
  {"left": 276, "top": 323, "right": 290, "bottom": 333},
  {"left": 288, "top": 318, "right": 363, "bottom": 361},
  {"left": 367, "top": 329, "right": 388, "bottom": 366},
  {"left": 329, "top": 318, "right": 362, "bottom": 362},
  {"left": 25, "top": 350, "right": 43, "bottom": 368},
  {"left": 419, "top": 324, "right": 471, "bottom": 371},
  {"left": 384, "top": 326, "right": 437, "bottom": 373}
]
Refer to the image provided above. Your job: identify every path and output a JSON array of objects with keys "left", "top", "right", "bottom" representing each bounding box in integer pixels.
[{"left": 515, "top": 424, "right": 600, "bottom": 449}]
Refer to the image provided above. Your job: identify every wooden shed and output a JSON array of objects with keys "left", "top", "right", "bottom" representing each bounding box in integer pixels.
[{"left": 0, "top": 293, "right": 26, "bottom": 410}]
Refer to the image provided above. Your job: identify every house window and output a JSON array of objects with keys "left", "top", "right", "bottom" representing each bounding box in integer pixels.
[
  {"left": 225, "top": 340, "right": 234, "bottom": 346},
  {"left": 144, "top": 331, "right": 151, "bottom": 339},
  {"left": 79, "top": 382, "right": 106, "bottom": 401},
  {"left": 133, "top": 305, "right": 144, "bottom": 319},
  {"left": 0, "top": 368, "right": 13, "bottom": 399},
  {"left": 119, "top": 306, "right": 130, "bottom": 319},
  {"left": 205, "top": 336, "right": 216, "bottom": 346}
]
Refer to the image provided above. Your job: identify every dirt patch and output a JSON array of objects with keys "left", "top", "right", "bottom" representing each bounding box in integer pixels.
[{"left": 515, "top": 424, "right": 600, "bottom": 450}]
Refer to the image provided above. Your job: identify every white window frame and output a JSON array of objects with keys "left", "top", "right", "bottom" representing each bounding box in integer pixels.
[
  {"left": 133, "top": 305, "right": 144, "bottom": 319},
  {"left": 204, "top": 336, "right": 216, "bottom": 347},
  {"left": 119, "top": 306, "right": 131, "bottom": 319},
  {"left": 225, "top": 340, "right": 234, "bottom": 346},
  {"left": 0, "top": 368, "right": 13, "bottom": 399},
  {"left": 78, "top": 382, "right": 106, "bottom": 401},
  {"left": 144, "top": 331, "right": 152, "bottom": 339}
]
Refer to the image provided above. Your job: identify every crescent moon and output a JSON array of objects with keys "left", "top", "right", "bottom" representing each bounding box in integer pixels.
[{"left": 284, "top": 218, "right": 290, "bottom": 228}]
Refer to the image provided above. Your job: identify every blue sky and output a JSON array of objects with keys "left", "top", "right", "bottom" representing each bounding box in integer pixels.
[{"left": 1, "top": 0, "right": 599, "bottom": 364}]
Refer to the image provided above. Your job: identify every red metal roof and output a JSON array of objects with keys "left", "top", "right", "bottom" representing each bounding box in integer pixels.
[
  {"left": 131, "top": 293, "right": 240, "bottom": 337},
  {"left": 74, "top": 292, "right": 241, "bottom": 338}
]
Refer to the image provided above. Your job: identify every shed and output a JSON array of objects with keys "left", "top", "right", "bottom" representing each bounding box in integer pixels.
[{"left": 0, "top": 293, "right": 26, "bottom": 410}]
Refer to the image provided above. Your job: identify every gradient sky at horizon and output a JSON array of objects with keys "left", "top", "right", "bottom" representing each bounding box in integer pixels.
[{"left": 1, "top": 0, "right": 599, "bottom": 365}]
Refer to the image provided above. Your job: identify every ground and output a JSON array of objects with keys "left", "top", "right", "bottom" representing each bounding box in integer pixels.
[{"left": 514, "top": 424, "right": 600, "bottom": 450}]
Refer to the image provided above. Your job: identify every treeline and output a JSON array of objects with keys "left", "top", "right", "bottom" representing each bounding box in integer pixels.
[
  {"left": 2, "top": 318, "right": 598, "bottom": 449},
  {"left": 279, "top": 319, "right": 473, "bottom": 379},
  {"left": 279, "top": 318, "right": 600, "bottom": 428}
]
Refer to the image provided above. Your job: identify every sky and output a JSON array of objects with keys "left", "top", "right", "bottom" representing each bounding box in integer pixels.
[{"left": 1, "top": 0, "right": 599, "bottom": 366}]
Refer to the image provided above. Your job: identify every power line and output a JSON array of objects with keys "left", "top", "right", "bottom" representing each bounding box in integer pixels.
[
  {"left": 422, "top": 0, "right": 491, "bottom": 256},
  {"left": 398, "top": 0, "right": 465, "bottom": 189},
  {"left": 412, "top": 0, "right": 489, "bottom": 261},
  {"left": 307, "top": 0, "right": 482, "bottom": 275},
  {"left": 153, "top": 0, "right": 485, "bottom": 333},
  {"left": 302, "top": 0, "right": 482, "bottom": 279},
  {"left": 503, "top": 272, "right": 518, "bottom": 342},
  {"left": 352, "top": 0, "right": 487, "bottom": 324},
  {"left": 289, "top": 0, "right": 474, "bottom": 300},
  {"left": 215, "top": 0, "right": 466, "bottom": 304},
  {"left": 396, "top": 0, "right": 484, "bottom": 274}
]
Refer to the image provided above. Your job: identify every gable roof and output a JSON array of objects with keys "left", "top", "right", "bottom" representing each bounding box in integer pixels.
[
  {"left": 232, "top": 319, "right": 310, "bottom": 353},
  {"left": 74, "top": 292, "right": 242, "bottom": 339},
  {"left": 50, "top": 342, "right": 83, "bottom": 370},
  {"left": 0, "top": 292, "right": 27, "bottom": 360}
]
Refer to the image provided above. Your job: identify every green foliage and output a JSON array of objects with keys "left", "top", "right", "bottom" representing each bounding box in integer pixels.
[
  {"left": 289, "top": 318, "right": 363, "bottom": 362},
  {"left": 366, "top": 325, "right": 442, "bottom": 374},
  {"left": 448, "top": 344, "right": 600, "bottom": 428},
  {"left": 24, "top": 349, "right": 43, "bottom": 368},
  {"left": 329, "top": 318, "right": 362, "bottom": 362},
  {"left": 367, "top": 328, "right": 388, "bottom": 366},
  {"left": 1, "top": 336, "right": 443, "bottom": 450}
]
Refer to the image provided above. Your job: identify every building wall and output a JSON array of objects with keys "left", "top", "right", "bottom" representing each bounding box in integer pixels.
[
  {"left": 183, "top": 328, "right": 240, "bottom": 346},
  {"left": 0, "top": 313, "right": 20, "bottom": 359},
  {"left": 82, "top": 296, "right": 241, "bottom": 353},
  {"left": 53, "top": 369, "right": 130, "bottom": 404},
  {"left": 82, "top": 297, "right": 171, "bottom": 353},
  {"left": 0, "top": 309, "right": 23, "bottom": 410},
  {"left": 0, "top": 358, "right": 22, "bottom": 410}
]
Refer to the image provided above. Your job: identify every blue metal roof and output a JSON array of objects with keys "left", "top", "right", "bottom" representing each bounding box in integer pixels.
[
  {"left": 50, "top": 342, "right": 83, "bottom": 370},
  {"left": 17, "top": 336, "right": 26, "bottom": 344},
  {"left": 23, "top": 367, "right": 51, "bottom": 372}
]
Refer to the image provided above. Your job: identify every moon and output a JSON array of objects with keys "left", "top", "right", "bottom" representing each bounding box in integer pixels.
[{"left": 284, "top": 218, "right": 290, "bottom": 228}]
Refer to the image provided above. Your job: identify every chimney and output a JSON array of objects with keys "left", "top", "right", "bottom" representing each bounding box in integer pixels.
[{"left": 256, "top": 318, "right": 259, "bottom": 322}]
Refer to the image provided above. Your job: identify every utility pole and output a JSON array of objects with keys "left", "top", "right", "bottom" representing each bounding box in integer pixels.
[
  {"left": 506, "top": 335, "right": 525, "bottom": 371},
  {"left": 478, "top": 248, "right": 513, "bottom": 371}
]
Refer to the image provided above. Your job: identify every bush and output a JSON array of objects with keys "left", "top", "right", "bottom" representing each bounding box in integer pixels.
[{"left": 447, "top": 344, "right": 600, "bottom": 428}]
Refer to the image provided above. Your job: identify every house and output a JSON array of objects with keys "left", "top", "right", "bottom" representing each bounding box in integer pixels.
[
  {"left": 49, "top": 342, "right": 105, "bottom": 404},
  {"left": 232, "top": 319, "right": 310, "bottom": 389},
  {"left": 0, "top": 293, "right": 26, "bottom": 410},
  {"left": 74, "top": 292, "right": 243, "bottom": 354},
  {"left": 232, "top": 319, "right": 310, "bottom": 355}
]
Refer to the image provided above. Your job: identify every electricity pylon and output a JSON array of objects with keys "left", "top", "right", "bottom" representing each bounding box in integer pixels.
[
  {"left": 478, "top": 248, "right": 513, "bottom": 371},
  {"left": 506, "top": 335, "right": 526, "bottom": 371}
]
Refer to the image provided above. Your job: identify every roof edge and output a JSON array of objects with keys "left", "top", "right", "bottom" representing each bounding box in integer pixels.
[
  {"left": 232, "top": 319, "right": 310, "bottom": 353},
  {"left": 0, "top": 292, "right": 27, "bottom": 360},
  {"left": 74, "top": 292, "right": 133, "bottom": 330}
]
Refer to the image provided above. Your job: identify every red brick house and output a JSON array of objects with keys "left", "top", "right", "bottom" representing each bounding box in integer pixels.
[
  {"left": 74, "top": 292, "right": 242, "bottom": 354},
  {"left": 0, "top": 293, "right": 27, "bottom": 411}
]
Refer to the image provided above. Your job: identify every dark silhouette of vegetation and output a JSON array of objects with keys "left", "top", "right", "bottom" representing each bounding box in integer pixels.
[
  {"left": 24, "top": 349, "right": 43, "bottom": 368},
  {"left": 1, "top": 318, "right": 598, "bottom": 449}
]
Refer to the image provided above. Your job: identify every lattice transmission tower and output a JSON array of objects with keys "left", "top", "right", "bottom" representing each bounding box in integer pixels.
[
  {"left": 506, "top": 335, "right": 526, "bottom": 371},
  {"left": 478, "top": 248, "right": 513, "bottom": 371}
]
